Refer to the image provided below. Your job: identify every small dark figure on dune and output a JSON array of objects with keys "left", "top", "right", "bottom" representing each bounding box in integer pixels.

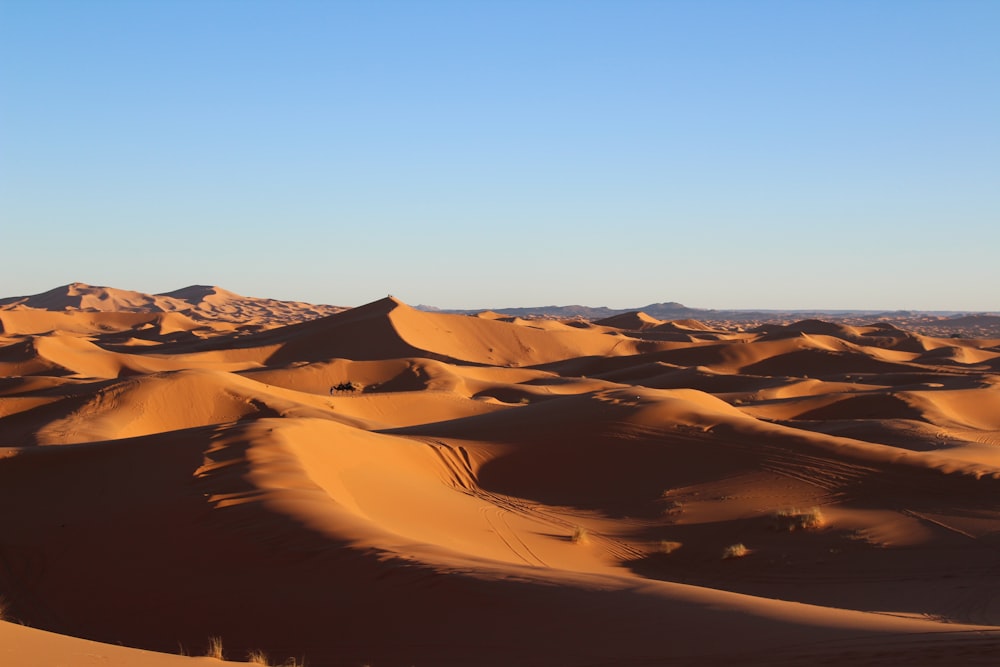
[{"left": 331, "top": 381, "right": 359, "bottom": 394}]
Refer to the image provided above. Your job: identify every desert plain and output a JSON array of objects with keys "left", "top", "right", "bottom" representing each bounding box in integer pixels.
[{"left": 2, "top": 283, "right": 1000, "bottom": 666}]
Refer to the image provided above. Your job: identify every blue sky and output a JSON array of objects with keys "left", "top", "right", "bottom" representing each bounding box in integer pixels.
[{"left": 2, "top": 0, "right": 998, "bottom": 310}]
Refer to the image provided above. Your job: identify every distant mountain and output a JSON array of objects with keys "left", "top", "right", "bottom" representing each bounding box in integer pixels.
[
  {"left": 416, "top": 301, "right": 707, "bottom": 320},
  {"left": 0, "top": 282, "right": 345, "bottom": 325},
  {"left": 416, "top": 302, "right": 997, "bottom": 322}
]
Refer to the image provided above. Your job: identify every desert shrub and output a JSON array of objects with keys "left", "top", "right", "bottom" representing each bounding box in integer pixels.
[
  {"left": 661, "top": 500, "right": 683, "bottom": 516},
  {"left": 247, "top": 649, "right": 270, "bottom": 665},
  {"left": 722, "top": 543, "right": 749, "bottom": 559},
  {"left": 660, "top": 490, "right": 683, "bottom": 516},
  {"left": 247, "top": 650, "right": 304, "bottom": 666},
  {"left": 205, "top": 636, "right": 225, "bottom": 660},
  {"left": 571, "top": 526, "right": 589, "bottom": 544},
  {"left": 659, "top": 540, "right": 683, "bottom": 554},
  {"left": 770, "top": 507, "right": 825, "bottom": 531}
]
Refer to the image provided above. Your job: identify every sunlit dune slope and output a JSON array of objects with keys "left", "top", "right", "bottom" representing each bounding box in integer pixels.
[{"left": 213, "top": 296, "right": 658, "bottom": 366}]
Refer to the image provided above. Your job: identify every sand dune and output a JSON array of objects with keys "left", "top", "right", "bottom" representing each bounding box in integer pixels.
[
  {"left": 0, "top": 282, "right": 345, "bottom": 327},
  {"left": 0, "top": 282, "right": 192, "bottom": 313},
  {"left": 2, "top": 287, "right": 1000, "bottom": 666},
  {"left": 595, "top": 310, "right": 664, "bottom": 330}
]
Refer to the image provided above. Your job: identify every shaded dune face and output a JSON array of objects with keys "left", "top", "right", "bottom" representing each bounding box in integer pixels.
[{"left": 2, "top": 295, "right": 1000, "bottom": 667}]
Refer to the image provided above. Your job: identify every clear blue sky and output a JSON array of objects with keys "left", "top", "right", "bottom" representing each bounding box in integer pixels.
[{"left": 2, "top": 0, "right": 998, "bottom": 310}]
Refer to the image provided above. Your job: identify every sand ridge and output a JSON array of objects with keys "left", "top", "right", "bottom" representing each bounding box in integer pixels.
[
  {"left": 0, "top": 282, "right": 346, "bottom": 328},
  {"left": 2, "top": 289, "right": 1000, "bottom": 666}
]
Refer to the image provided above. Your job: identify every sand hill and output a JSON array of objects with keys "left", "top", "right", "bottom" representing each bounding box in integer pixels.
[
  {"left": 2, "top": 286, "right": 1000, "bottom": 666},
  {"left": 0, "top": 282, "right": 345, "bottom": 327}
]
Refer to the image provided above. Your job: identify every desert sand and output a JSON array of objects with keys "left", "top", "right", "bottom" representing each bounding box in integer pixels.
[{"left": 2, "top": 284, "right": 1000, "bottom": 666}]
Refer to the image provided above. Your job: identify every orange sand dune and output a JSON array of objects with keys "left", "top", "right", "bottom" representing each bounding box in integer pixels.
[
  {"left": 211, "top": 296, "right": 658, "bottom": 367},
  {"left": 2, "top": 291, "right": 1000, "bottom": 666},
  {"left": 0, "top": 282, "right": 192, "bottom": 312},
  {"left": 595, "top": 310, "right": 664, "bottom": 330},
  {"left": 0, "top": 309, "right": 206, "bottom": 336},
  {"left": 0, "top": 282, "right": 345, "bottom": 327}
]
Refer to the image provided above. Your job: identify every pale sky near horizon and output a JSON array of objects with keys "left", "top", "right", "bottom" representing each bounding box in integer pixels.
[{"left": 1, "top": 1, "right": 998, "bottom": 311}]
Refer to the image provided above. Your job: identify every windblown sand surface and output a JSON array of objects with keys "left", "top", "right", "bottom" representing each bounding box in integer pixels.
[{"left": 2, "top": 286, "right": 1000, "bottom": 666}]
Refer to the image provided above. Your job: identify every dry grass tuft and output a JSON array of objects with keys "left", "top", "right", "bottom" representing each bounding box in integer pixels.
[
  {"left": 571, "top": 526, "right": 590, "bottom": 544},
  {"left": 722, "top": 543, "right": 749, "bottom": 559},
  {"left": 770, "top": 507, "right": 825, "bottom": 532},
  {"left": 205, "top": 636, "right": 225, "bottom": 660},
  {"left": 247, "top": 649, "right": 270, "bottom": 665},
  {"left": 659, "top": 540, "right": 683, "bottom": 554},
  {"left": 0, "top": 597, "right": 26, "bottom": 626},
  {"left": 660, "top": 492, "right": 683, "bottom": 516},
  {"left": 247, "top": 651, "right": 304, "bottom": 667}
]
